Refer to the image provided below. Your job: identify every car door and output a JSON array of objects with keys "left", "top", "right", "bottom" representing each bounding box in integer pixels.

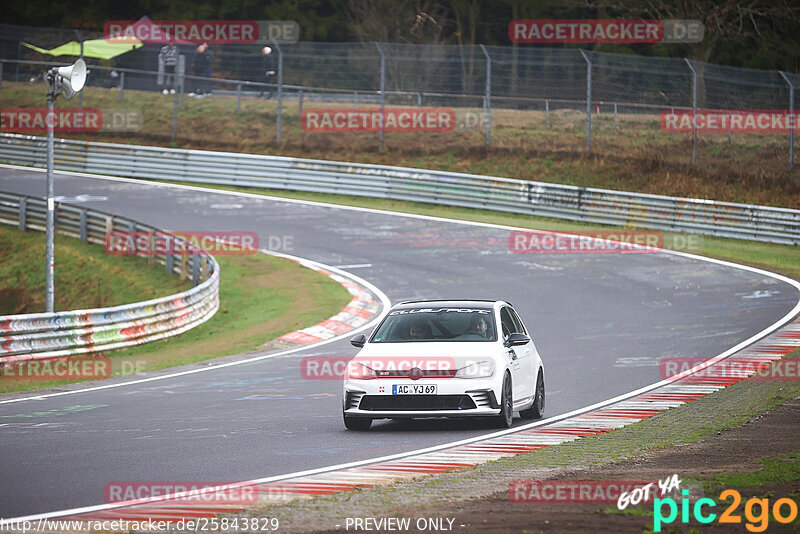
[
  {"left": 500, "top": 306, "right": 525, "bottom": 402},
  {"left": 509, "top": 307, "right": 536, "bottom": 402}
]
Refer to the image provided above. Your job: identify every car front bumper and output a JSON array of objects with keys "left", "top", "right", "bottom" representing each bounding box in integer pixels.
[{"left": 343, "top": 378, "right": 502, "bottom": 419}]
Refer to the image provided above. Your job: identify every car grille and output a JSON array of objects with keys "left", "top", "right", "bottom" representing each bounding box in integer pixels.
[
  {"left": 374, "top": 369, "right": 457, "bottom": 379},
  {"left": 358, "top": 395, "right": 477, "bottom": 411}
]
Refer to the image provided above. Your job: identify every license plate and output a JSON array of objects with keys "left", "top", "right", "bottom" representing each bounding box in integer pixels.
[{"left": 392, "top": 384, "right": 437, "bottom": 395}]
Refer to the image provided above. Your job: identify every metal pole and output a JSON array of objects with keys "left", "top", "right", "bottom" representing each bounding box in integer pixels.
[
  {"left": 545, "top": 100, "right": 550, "bottom": 128},
  {"left": 236, "top": 83, "right": 242, "bottom": 113},
  {"left": 298, "top": 89, "right": 303, "bottom": 117},
  {"left": 779, "top": 71, "right": 795, "bottom": 176},
  {"left": 613, "top": 103, "right": 618, "bottom": 132},
  {"left": 0, "top": 61, "right": 4, "bottom": 89},
  {"left": 728, "top": 114, "right": 732, "bottom": 142},
  {"left": 172, "top": 85, "right": 178, "bottom": 140},
  {"left": 480, "top": 44, "right": 491, "bottom": 149},
  {"left": 178, "top": 55, "right": 185, "bottom": 107},
  {"left": 374, "top": 42, "right": 386, "bottom": 150},
  {"left": 119, "top": 71, "right": 124, "bottom": 102},
  {"left": 45, "top": 75, "right": 56, "bottom": 313},
  {"left": 685, "top": 58, "right": 697, "bottom": 166},
  {"left": 273, "top": 39, "right": 283, "bottom": 145},
  {"left": 579, "top": 50, "right": 591, "bottom": 151}
]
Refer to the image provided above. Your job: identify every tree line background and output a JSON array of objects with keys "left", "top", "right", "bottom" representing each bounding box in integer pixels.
[{"left": 2, "top": 0, "right": 799, "bottom": 71}]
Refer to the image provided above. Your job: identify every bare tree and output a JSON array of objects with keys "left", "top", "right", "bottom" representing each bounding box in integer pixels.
[
  {"left": 345, "top": 0, "right": 448, "bottom": 44},
  {"left": 568, "top": 0, "right": 800, "bottom": 64}
]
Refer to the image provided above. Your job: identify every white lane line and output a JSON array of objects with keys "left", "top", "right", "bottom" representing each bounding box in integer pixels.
[{"left": 0, "top": 249, "right": 390, "bottom": 406}]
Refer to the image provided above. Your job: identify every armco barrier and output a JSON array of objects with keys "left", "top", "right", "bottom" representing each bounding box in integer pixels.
[
  {"left": 0, "top": 133, "right": 798, "bottom": 245},
  {"left": 0, "top": 191, "right": 219, "bottom": 363}
]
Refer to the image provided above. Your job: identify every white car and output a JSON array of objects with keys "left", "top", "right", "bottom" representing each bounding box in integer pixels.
[{"left": 343, "top": 300, "right": 545, "bottom": 430}]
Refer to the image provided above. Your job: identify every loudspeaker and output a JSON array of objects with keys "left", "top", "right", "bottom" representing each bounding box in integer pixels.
[{"left": 55, "top": 58, "right": 87, "bottom": 99}]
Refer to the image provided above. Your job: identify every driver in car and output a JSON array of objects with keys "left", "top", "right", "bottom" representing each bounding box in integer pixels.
[
  {"left": 408, "top": 321, "right": 431, "bottom": 340},
  {"left": 465, "top": 315, "right": 490, "bottom": 338}
]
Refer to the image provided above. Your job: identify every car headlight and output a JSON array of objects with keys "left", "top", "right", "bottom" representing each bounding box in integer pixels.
[
  {"left": 346, "top": 361, "right": 378, "bottom": 380},
  {"left": 454, "top": 360, "right": 494, "bottom": 379}
]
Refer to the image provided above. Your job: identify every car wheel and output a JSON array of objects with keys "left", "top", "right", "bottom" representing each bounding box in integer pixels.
[
  {"left": 343, "top": 414, "right": 372, "bottom": 430},
  {"left": 494, "top": 373, "right": 513, "bottom": 428},
  {"left": 521, "top": 370, "right": 545, "bottom": 420}
]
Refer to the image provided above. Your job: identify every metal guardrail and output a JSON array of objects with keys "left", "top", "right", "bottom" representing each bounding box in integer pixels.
[
  {"left": 0, "top": 133, "right": 798, "bottom": 245},
  {"left": 0, "top": 190, "right": 220, "bottom": 362}
]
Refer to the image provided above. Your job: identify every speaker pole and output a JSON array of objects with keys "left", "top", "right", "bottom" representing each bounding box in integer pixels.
[
  {"left": 45, "top": 68, "right": 57, "bottom": 313},
  {"left": 42, "top": 58, "right": 86, "bottom": 313}
]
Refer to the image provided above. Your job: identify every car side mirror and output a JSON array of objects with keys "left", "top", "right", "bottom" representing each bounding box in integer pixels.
[
  {"left": 505, "top": 332, "right": 530, "bottom": 347},
  {"left": 350, "top": 334, "right": 367, "bottom": 348}
]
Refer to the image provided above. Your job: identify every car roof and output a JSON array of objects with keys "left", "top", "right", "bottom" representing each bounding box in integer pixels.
[{"left": 393, "top": 299, "right": 509, "bottom": 310}]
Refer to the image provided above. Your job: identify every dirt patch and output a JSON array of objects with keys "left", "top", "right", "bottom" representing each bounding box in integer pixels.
[{"left": 0, "top": 287, "right": 33, "bottom": 314}]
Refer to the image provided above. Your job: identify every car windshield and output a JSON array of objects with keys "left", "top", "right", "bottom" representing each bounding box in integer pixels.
[{"left": 370, "top": 307, "right": 497, "bottom": 343}]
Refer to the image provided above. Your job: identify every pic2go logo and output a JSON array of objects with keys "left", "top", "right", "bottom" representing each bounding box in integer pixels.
[{"left": 654, "top": 489, "right": 798, "bottom": 532}]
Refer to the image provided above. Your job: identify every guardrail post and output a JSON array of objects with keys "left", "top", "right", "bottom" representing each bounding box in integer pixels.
[
  {"left": 79, "top": 208, "right": 87, "bottom": 242},
  {"left": 201, "top": 255, "right": 208, "bottom": 282},
  {"left": 685, "top": 58, "right": 697, "bottom": 167},
  {"left": 192, "top": 254, "right": 200, "bottom": 285},
  {"left": 166, "top": 253, "right": 174, "bottom": 275},
  {"left": 614, "top": 103, "right": 618, "bottom": 132},
  {"left": 374, "top": 42, "right": 386, "bottom": 151},
  {"left": 18, "top": 197, "right": 26, "bottom": 231},
  {"left": 579, "top": 50, "right": 592, "bottom": 151},
  {"left": 127, "top": 222, "right": 136, "bottom": 255},
  {"left": 545, "top": 100, "right": 550, "bottom": 128},
  {"left": 148, "top": 230, "right": 154, "bottom": 264},
  {"left": 272, "top": 39, "right": 283, "bottom": 145},
  {"left": 779, "top": 71, "right": 795, "bottom": 179},
  {"left": 417, "top": 92, "right": 422, "bottom": 107},
  {"left": 0, "top": 62, "right": 4, "bottom": 89},
  {"left": 19, "top": 197, "right": 28, "bottom": 232},
  {"left": 236, "top": 84, "right": 242, "bottom": 113},
  {"left": 480, "top": 44, "right": 492, "bottom": 149},
  {"left": 118, "top": 71, "right": 124, "bottom": 102}
]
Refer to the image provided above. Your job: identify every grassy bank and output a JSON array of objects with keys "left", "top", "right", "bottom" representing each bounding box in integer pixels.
[
  {"left": 0, "top": 226, "right": 352, "bottom": 393},
  {"left": 2, "top": 81, "right": 798, "bottom": 208},
  {"left": 0, "top": 225, "right": 189, "bottom": 314}
]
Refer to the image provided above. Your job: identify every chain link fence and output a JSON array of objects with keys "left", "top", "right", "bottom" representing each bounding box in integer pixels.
[{"left": 1, "top": 23, "right": 797, "bottom": 178}]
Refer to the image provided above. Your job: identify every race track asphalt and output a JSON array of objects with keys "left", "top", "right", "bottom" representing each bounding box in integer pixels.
[{"left": 1, "top": 166, "right": 797, "bottom": 517}]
